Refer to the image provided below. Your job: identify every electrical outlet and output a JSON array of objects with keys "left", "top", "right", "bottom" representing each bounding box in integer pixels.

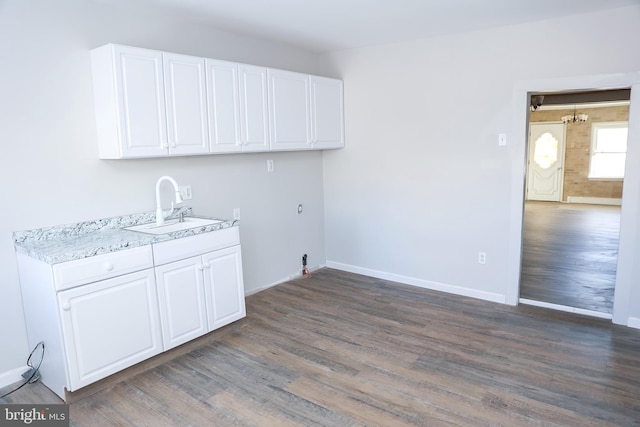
[
  {"left": 233, "top": 208, "right": 240, "bottom": 220},
  {"left": 297, "top": 204, "right": 303, "bottom": 214},
  {"left": 478, "top": 252, "right": 487, "bottom": 265},
  {"left": 267, "top": 159, "right": 274, "bottom": 172},
  {"left": 179, "top": 185, "right": 192, "bottom": 200}
]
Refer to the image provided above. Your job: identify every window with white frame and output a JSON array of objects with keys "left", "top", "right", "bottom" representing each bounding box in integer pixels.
[{"left": 589, "top": 121, "right": 628, "bottom": 179}]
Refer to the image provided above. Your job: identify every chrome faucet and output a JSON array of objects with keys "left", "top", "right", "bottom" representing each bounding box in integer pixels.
[{"left": 155, "top": 176, "right": 183, "bottom": 226}]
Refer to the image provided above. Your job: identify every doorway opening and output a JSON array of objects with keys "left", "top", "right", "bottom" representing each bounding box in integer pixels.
[{"left": 519, "top": 90, "right": 630, "bottom": 318}]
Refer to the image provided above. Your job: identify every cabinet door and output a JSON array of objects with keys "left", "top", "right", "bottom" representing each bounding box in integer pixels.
[
  {"left": 58, "top": 269, "right": 162, "bottom": 391},
  {"left": 155, "top": 257, "right": 208, "bottom": 350},
  {"left": 202, "top": 245, "right": 246, "bottom": 330},
  {"left": 206, "top": 59, "right": 242, "bottom": 153},
  {"left": 310, "top": 76, "right": 345, "bottom": 149},
  {"left": 112, "top": 45, "right": 169, "bottom": 157},
  {"left": 268, "top": 69, "right": 311, "bottom": 151},
  {"left": 238, "top": 64, "right": 270, "bottom": 152},
  {"left": 163, "top": 53, "right": 210, "bottom": 155}
]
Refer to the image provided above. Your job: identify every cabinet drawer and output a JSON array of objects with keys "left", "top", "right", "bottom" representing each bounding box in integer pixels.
[
  {"left": 53, "top": 246, "right": 154, "bottom": 291},
  {"left": 153, "top": 227, "right": 240, "bottom": 265}
]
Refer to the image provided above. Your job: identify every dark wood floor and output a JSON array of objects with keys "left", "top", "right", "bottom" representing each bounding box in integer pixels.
[
  {"left": 3, "top": 269, "right": 640, "bottom": 425},
  {"left": 520, "top": 201, "right": 620, "bottom": 314}
]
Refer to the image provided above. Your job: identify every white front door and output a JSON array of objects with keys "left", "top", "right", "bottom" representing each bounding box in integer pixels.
[{"left": 527, "top": 123, "right": 566, "bottom": 201}]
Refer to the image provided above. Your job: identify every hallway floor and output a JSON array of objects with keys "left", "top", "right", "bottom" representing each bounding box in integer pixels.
[{"left": 520, "top": 201, "right": 620, "bottom": 314}]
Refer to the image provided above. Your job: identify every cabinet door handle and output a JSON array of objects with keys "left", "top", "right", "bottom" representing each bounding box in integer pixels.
[
  {"left": 104, "top": 262, "right": 114, "bottom": 271},
  {"left": 197, "top": 264, "right": 204, "bottom": 271},
  {"left": 62, "top": 302, "right": 71, "bottom": 311},
  {"left": 163, "top": 142, "right": 169, "bottom": 148},
  {"left": 170, "top": 142, "right": 177, "bottom": 148},
  {"left": 203, "top": 262, "right": 210, "bottom": 269}
]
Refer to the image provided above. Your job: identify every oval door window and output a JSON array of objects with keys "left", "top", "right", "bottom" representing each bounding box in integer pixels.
[{"left": 533, "top": 132, "right": 558, "bottom": 169}]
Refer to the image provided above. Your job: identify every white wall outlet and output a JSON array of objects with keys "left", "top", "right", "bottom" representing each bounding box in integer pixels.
[
  {"left": 498, "top": 133, "right": 507, "bottom": 146},
  {"left": 233, "top": 208, "right": 241, "bottom": 220},
  {"left": 267, "top": 159, "right": 274, "bottom": 173},
  {"left": 179, "top": 185, "right": 192, "bottom": 200},
  {"left": 478, "top": 252, "right": 487, "bottom": 264},
  {"left": 297, "top": 204, "right": 303, "bottom": 214}
]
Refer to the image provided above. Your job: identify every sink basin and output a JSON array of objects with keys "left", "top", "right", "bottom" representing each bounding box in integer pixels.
[{"left": 124, "top": 217, "right": 223, "bottom": 235}]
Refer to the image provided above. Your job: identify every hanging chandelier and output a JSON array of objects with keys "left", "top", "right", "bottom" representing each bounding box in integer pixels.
[{"left": 561, "top": 106, "right": 588, "bottom": 124}]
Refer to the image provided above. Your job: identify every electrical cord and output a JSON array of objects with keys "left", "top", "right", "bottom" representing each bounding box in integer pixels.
[{"left": 0, "top": 341, "right": 45, "bottom": 399}]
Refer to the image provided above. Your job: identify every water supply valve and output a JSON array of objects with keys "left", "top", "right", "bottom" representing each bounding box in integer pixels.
[{"left": 302, "top": 254, "right": 310, "bottom": 278}]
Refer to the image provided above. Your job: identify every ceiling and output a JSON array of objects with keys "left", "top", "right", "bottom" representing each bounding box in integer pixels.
[{"left": 93, "top": 0, "right": 639, "bottom": 53}]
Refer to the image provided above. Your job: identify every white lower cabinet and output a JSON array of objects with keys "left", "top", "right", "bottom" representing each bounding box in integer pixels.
[
  {"left": 58, "top": 269, "right": 163, "bottom": 391},
  {"left": 203, "top": 246, "right": 246, "bottom": 330},
  {"left": 15, "top": 227, "right": 245, "bottom": 401},
  {"left": 154, "top": 239, "right": 245, "bottom": 349},
  {"left": 155, "top": 257, "right": 208, "bottom": 350}
]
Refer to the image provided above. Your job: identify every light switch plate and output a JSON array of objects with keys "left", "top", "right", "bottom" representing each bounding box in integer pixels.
[{"left": 179, "top": 185, "right": 192, "bottom": 200}]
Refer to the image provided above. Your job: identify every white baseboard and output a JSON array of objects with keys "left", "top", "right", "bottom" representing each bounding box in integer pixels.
[
  {"left": 566, "top": 196, "right": 622, "bottom": 206},
  {"left": 0, "top": 365, "right": 28, "bottom": 390},
  {"left": 519, "top": 298, "right": 613, "bottom": 319},
  {"left": 325, "top": 261, "right": 506, "bottom": 304},
  {"left": 245, "top": 264, "right": 325, "bottom": 296},
  {"left": 627, "top": 317, "right": 640, "bottom": 329}
]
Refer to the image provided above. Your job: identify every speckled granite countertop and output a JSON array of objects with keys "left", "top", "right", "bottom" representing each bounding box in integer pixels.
[{"left": 13, "top": 206, "right": 237, "bottom": 265}]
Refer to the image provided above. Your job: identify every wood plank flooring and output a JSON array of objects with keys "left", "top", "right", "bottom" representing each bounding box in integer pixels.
[
  {"left": 3, "top": 268, "right": 640, "bottom": 425},
  {"left": 520, "top": 201, "right": 620, "bottom": 313}
]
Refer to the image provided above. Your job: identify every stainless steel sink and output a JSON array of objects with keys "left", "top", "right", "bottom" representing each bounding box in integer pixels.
[{"left": 124, "top": 217, "right": 222, "bottom": 235}]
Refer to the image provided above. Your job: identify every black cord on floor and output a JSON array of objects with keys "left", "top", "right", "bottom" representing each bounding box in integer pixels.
[{"left": 0, "top": 341, "right": 45, "bottom": 399}]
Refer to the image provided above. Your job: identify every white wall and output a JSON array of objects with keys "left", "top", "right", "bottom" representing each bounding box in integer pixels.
[
  {"left": 0, "top": 1, "right": 325, "bottom": 374},
  {"left": 320, "top": 7, "right": 640, "bottom": 304},
  {"left": 4, "top": 0, "right": 639, "bottom": 382}
]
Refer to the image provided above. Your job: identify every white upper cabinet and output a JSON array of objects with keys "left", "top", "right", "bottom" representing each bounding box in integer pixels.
[
  {"left": 206, "top": 59, "right": 242, "bottom": 153},
  {"left": 90, "top": 44, "right": 344, "bottom": 158},
  {"left": 268, "top": 69, "right": 311, "bottom": 151},
  {"left": 310, "top": 76, "right": 345, "bottom": 149},
  {"left": 91, "top": 44, "right": 168, "bottom": 158},
  {"left": 237, "top": 64, "right": 270, "bottom": 152},
  {"left": 163, "top": 53, "right": 210, "bottom": 155}
]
